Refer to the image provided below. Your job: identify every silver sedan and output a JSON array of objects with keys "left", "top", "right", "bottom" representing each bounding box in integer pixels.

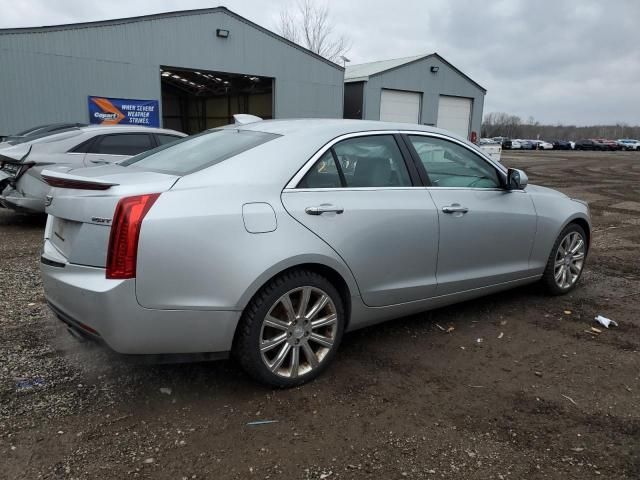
[{"left": 40, "top": 118, "right": 591, "bottom": 387}]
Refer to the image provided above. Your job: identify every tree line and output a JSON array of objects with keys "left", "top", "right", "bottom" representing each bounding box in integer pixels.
[{"left": 482, "top": 112, "right": 640, "bottom": 141}]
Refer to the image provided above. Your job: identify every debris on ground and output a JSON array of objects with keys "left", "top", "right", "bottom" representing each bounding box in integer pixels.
[
  {"left": 564, "top": 310, "right": 572, "bottom": 315},
  {"left": 15, "top": 377, "right": 46, "bottom": 390},
  {"left": 497, "top": 332, "right": 504, "bottom": 339},
  {"left": 246, "top": 420, "right": 279, "bottom": 426},
  {"left": 594, "top": 315, "right": 618, "bottom": 328},
  {"left": 160, "top": 387, "right": 172, "bottom": 395},
  {"left": 446, "top": 326, "right": 455, "bottom": 333},
  {"left": 591, "top": 327, "right": 603, "bottom": 334},
  {"left": 561, "top": 394, "right": 578, "bottom": 406}
]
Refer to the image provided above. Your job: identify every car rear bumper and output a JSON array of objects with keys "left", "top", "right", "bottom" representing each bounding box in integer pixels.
[
  {"left": 0, "top": 184, "right": 45, "bottom": 213},
  {"left": 41, "top": 247, "right": 241, "bottom": 355}
]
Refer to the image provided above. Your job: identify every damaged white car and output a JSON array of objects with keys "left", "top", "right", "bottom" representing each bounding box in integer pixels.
[{"left": 0, "top": 125, "right": 185, "bottom": 213}]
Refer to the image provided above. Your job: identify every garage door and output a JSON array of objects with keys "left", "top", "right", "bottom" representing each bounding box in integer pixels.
[
  {"left": 437, "top": 96, "right": 472, "bottom": 139},
  {"left": 380, "top": 90, "right": 421, "bottom": 123}
]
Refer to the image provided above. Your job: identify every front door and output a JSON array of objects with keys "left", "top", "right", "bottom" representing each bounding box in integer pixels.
[
  {"left": 406, "top": 134, "right": 537, "bottom": 295},
  {"left": 282, "top": 133, "right": 439, "bottom": 307}
]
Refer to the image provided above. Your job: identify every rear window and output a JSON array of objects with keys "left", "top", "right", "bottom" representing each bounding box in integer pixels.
[
  {"left": 120, "top": 129, "right": 279, "bottom": 175},
  {"left": 90, "top": 134, "right": 153, "bottom": 155}
]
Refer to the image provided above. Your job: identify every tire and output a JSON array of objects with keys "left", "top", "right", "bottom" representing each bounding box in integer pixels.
[
  {"left": 541, "top": 223, "right": 588, "bottom": 295},
  {"left": 233, "top": 269, "right": 345, "bottom": 388}
]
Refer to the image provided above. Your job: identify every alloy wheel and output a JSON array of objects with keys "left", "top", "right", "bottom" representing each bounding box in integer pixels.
[
  {"left": 554, "top": 231, "right": 585, "bottom": 289},
  {"left": 259, "top": 286, "right": 338, "bottom": 379}
]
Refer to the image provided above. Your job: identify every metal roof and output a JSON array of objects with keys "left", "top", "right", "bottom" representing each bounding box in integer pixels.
[
  {"left": 0, "top": 7, "right": 343, "bottom": 71},
  {"left": 344, "top": 54, "right": 427, "bottom": 82},
  {"left": 344, "top": 52, "right": 486, "bottom": 92}
]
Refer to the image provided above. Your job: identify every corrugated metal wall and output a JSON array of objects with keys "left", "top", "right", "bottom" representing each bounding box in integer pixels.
[
  {"left": 360, "top": 57, "right": 485, "bottom": 137},
  {"left": 0, "top": 9, "right": 344, "bottom": 134}
]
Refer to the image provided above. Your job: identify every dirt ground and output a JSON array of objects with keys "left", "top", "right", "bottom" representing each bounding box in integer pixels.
[{"left": 1, "top": 151, "right": 639, "bottom": 480}]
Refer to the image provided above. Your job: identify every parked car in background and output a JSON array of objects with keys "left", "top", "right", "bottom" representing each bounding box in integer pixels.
[
  {"left": 519, "top": 140, "right": 535, "bottom": 150},
  {"left": 479, "top": 138, "right": 502, "bottom": 162},
  {"left": 509, "top": 139, "right": 522, "bottom": 150},
  {"left": 552, "top": 140, "right": 573, "bottom": 150},
  {"left": 617, "top": 139, "right": 640, "bottom": 150},
  {"left": 0, "top": 123, "right": 88, "bottom": 148},
  {"left": 535, "top": 140, "right": 553, "bottom": 150},
  {"left": 39, "top": 117, "right": 591, "bottom": 387},
  {"left": 0, "top": 125, "right": 185, "bottom": 213},
  {"left": 575, "top": 139, "right": 605, "bottom": 151},
  {"left": 597, "top": 139, "right": 620, "bottom": 151},
  {"left": 492, "top": 137, "right": 512, "bottom": 149}
]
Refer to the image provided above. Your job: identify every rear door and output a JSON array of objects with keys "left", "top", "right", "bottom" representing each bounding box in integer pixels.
[
  {"left": 405, "top": 133, "right": 537, "bottom": 295},
  {"left": 83, "top": 133, "right": 155, "bottom": 166},
  {"left": 281, "top": 132, "right": 439, "bottom": 307}
]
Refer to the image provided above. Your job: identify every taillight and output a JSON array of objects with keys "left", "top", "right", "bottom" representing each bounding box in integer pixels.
[{"left": 106, "top": 193, "right": 160, "bottom": 279}]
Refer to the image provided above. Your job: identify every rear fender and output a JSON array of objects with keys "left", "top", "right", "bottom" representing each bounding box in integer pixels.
[{"left": 236, "top": 254, "right": 360, "bottom": 314}]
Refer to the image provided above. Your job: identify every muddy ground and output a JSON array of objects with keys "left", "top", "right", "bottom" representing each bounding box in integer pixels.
[{"left": 1, "top": 151, "right": 638, "bottom": 479}]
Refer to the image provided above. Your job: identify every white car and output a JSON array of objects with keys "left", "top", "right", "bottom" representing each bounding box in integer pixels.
[
  {"left": 478, "top": 139, "right": 502, "bottom": 162},
  {"left": 617, "top": 139, "right": 640, "bottom": 150},
  {"left": 510, "top": 139, "right": 522, "bottom": 150},
  {"left": 0, "top": 125, "right": 185, "bottom": 213},
  {"left": 531, "top": 140, "right": 553, "bottom": 150}
]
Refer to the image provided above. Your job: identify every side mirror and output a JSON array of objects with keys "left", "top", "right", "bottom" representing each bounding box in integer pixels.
[{"left": 507, "top": 168, "right": 528, "bottom": 190}]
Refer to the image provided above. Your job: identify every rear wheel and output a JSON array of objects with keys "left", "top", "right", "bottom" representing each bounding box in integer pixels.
[
  {"left": 234, "top": 269, "right": 345, "bottom": 387},
  {"left": 541, "top": 224, "right": 587, "bottom": 295}
]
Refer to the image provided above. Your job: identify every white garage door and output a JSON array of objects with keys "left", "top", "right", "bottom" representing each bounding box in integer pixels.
[
  {"left": 437, "top": 96, "right": 472, "bottom": 139},
  {"left": 380, "top": 89, "right": 421, "bottom": 123}
]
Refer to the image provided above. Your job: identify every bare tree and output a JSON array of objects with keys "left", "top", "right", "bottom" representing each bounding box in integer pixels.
[
  {"left": 483, "top": 112, "right": 640, "bottom": 141},
  {"left": 277, "top": 0, "right": 351, "bottom": 63}
]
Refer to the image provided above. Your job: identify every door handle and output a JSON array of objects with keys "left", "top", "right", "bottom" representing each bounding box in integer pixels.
[
  {"left": 89, "top": 159, "right": 108, "bottom": 165},
  {"left": 305, "top": 204, "right": 344, "bottom": 215},
  {"left": 442, "top": 204, "right": 469, "bottom": 214}
]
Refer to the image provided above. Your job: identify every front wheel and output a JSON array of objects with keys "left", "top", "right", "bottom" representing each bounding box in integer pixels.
[
  {"left": 541, "top": 224, "right": 588, "bottom": 295},
  {"left": 234, "top": 269, "right": 345, "bottom": 387}
]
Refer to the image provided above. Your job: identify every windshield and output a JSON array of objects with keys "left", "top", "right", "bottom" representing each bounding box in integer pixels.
[{"left": 120, "top": 128, "right": 279, "bottom": 175}]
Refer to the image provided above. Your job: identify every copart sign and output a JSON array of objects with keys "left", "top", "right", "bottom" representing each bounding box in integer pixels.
[{"left": 88, "top": 96, "right": 160, "bottom": 127}]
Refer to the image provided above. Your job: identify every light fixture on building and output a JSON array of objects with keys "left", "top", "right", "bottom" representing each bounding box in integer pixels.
[
  {"left": 430, "top": 66, "right": 439, "bottom": 73},
  {"left": 339, "top": 55, "right": 351, "bottom": 67},
  {"left": 216, "top": 29, "right": 230, "bottom": 38}
]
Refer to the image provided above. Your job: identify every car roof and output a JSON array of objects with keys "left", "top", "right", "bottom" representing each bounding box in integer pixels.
[
  {"left": 233, "top": 118, "right": 461, "bottom": 140},
  {"left": 77, "top": 125, "right": 185, "bottom": 135}
]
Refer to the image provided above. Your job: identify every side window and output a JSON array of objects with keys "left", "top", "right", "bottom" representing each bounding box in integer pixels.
[
  {"left": 298, "top": 135, "right": 412, "bottom": 189},
  {"left": 297, "top": 151, "right": 341, "bottom": 188},
  {"left": 69, "top": 137, "right": 97, "bottom": 153},
  {"left": 90, "top": 134, "right": 153, "bottom": 156},
  {"left": 409, "top": 135, "right": 501, "bottom": 188},
  {"left": 334, "top": 135, "right": 411, "bottom": 188},
  {"left": 156, "top": 134, "right": 182, "bottom": 146}
]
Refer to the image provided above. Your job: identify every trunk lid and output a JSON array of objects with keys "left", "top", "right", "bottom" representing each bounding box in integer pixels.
[{"left": 43, "top": 164, "right": 179, "bottom": 267}]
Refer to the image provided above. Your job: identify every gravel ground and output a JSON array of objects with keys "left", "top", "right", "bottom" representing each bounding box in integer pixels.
[{"left": 1, "top": 151, "right": 639, "bottom": 479}]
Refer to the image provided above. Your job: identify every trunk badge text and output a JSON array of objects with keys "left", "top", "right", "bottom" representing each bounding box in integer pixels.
[
  {"left": 91, "top": 217, "right": 112, "bottom": 224},
  {"left": 44, "top": 195, "right": 53, "bottom": 207}
]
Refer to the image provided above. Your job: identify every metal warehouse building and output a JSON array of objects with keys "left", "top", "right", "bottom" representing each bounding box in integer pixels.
[
  {"left": 0, "top": 7, "right": 344, "bottom": 136},
  {"left": 344, "top": 53, "right": 486, "bottom": 140}
]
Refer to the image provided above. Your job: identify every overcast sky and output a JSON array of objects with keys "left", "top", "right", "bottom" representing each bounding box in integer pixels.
[{"left": 2, "top": 0, "right": 639, "bottom": 125}]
